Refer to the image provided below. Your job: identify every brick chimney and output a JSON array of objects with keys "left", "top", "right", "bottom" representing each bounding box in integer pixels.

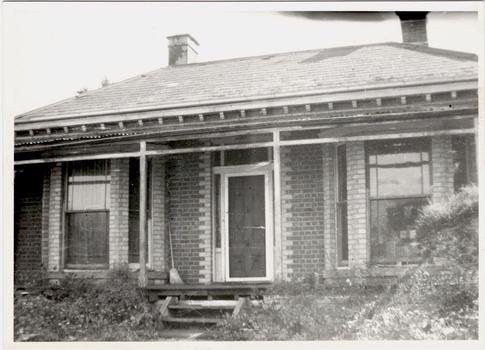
[
  {"left": 167, "top": 34, "right": 199, "bottom": 66},
  {"left": 396, "top": 12, "right": 429, "bottom": 46}
]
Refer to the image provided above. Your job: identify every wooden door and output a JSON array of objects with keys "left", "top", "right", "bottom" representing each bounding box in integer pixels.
[{"left": 227, "top": 175, "right": 266, "bottom": 278}]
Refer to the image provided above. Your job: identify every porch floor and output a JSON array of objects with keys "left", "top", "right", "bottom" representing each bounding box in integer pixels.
[{"left": 146, "top": 282, "right": 272, "bottom": 300}]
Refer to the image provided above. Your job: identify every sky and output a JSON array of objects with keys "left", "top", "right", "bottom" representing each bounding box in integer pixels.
[{"left": 2, "top": 3, "right": 481, "bottom": 119}]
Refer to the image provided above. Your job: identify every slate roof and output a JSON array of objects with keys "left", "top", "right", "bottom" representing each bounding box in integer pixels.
[{"left": 16, "top": 42, "right": 477, "bottom": 123}]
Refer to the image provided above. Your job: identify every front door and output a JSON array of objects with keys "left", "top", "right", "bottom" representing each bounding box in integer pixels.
[{"left": 221, "top": 169, "right": 273, "bottom": 282}]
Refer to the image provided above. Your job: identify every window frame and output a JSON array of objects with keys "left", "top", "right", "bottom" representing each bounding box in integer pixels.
[
  {"left": 365, "top": 137, "right": 432, "bottom": 266},
  {"left": 64, "top": 160, "right": 111, "bottom": 270}
]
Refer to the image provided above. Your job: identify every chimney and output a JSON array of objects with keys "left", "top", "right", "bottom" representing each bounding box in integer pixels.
[
  {"left": 167, "top": 34, "right": 199, "bottom": 66},
  {"left": 396, "top": 12, "right": 429, "bottom": 46}
]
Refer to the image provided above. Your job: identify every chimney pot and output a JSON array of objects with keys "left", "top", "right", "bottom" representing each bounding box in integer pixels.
[
  {"left": 396, "top": 12, "right": 429, "bottom": 46},
  {"left": 167, "top": 34, "right": 199, "bottom": 66}
]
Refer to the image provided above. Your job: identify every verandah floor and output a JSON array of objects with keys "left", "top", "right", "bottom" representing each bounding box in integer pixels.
[{"left": 146, "top": 282, "right": 273, "bottom": 300}]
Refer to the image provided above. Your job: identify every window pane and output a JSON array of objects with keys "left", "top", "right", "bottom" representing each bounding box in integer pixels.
[
  {"left": 369, "top": 167, "right": 378, "bottom": 197},
  {"left": 337, "top": 145, "right": 347, "bottom": 201},
  {"left": 336, "top": 145, "right": 348, "bottom": 266},
  {"left": 370, "top": 197, "right": 427, "bottom": 264},
  {"left": 368, "top": 138, "right": 430, "bottom": 198},
  {"left": 337, "top": 202, "right": 348, "bottom": 264},
  {"left": 69, "top": 160, "right": 108, "bottom": 182},
  {"left": 214, "top": 175, "right": 221, "bottom": 248},
  {"left": 224, "top": 148, "right": 269, "bottom": 166},
  {"left": 66, "top": 212, "right": 108, "bottom": 265},
  {"left": 452, "top": 136, "right": 470, "bottom": 192},
  {"left": 377, "top": 151, "right": 421, "bottom": 165},
  {"left": 128, "top": 158, "right": 149, "bottom": 263},
  {"left": 68, "top": 183, "right": 107, "bottom": 210},
  {"left": 422, "top": 164, "right": 430, "bottom": 194},
  {"left": 376, "top": 165, "right": 423, "bottom": 197}
]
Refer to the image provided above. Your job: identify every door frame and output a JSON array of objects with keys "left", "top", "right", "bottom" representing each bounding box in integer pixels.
[{"left": 213, "top": 162, "right": 274, "bottom": 282}]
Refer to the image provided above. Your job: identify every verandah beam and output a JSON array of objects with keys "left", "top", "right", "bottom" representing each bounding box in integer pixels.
[
  {"left": 277, "top": 128, "right": 476, "bottom": 147},
  {"left": 139, "top": 141, "right": 148, "bottom": 288},
  {"left": 14, "top": 128, "right": 474, "bottom": 165}
]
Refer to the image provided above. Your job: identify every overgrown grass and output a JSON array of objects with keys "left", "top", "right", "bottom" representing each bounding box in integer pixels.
[{"left": 15, "top": 270, "right": 166, "bottom": 341}]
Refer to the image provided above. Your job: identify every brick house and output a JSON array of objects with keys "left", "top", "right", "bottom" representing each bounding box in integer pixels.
[{"left": 13, "top": 13, "right": 478, "bottom": 286}]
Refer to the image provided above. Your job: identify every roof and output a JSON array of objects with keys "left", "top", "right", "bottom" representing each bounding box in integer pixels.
[{"left": 16, "top": 42, "right": 477, "bottom": 123}]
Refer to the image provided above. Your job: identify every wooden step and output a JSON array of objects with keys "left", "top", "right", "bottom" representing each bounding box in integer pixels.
[
  {"left": 169, "top": 304, "right": 235, "bottom": 310},
  {"left": 161, "top": 316, "right": 221, "bottom": 325}
]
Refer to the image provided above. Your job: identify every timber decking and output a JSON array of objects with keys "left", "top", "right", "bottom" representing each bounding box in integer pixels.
[
  {"left": 146, "top": 283, "right": 272, "bottom": 299},
  {"left": 157, "top": 295, "right": 249, "bottom": 327}
]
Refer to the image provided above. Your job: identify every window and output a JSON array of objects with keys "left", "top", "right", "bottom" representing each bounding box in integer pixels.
[
  {"left": 214, "top": 148, "right": 272, "bottom": 166},
  {"left": 128, "top": 158, "right": 150, "bottom": 264},
  {"left": 452, "top": 135, "right": 476, "bottom": 192},
  {"left": 65, "top": 160, "right": 110, "bottom": 267},
  {"left": 367, "top": 138, "right": 431, "bottom": 265},
  {"left": 336, "top": 145, "right": 348, "bottom": 267}
]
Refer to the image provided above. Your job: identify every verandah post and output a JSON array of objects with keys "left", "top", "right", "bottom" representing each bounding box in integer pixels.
[
  {"left": 139, "top": 141, "right": 147, "bottom": 288},
  {"left": 273, "top": 131, "right": 283, "bottom": 280}
]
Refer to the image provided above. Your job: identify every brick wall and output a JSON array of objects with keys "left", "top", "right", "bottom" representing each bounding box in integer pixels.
[
  {"left": 431, "top": 136, "right": 455, "bottom": 202},
  {"left": 346, "top": 142, "right": 367, "bottom": 267},
  {"left": 47, "top": 164, "right": 63, "bottom": 272},
  {"left": 14, "top": 165, "right": 46, "bottom": 284},
  {"left": 150, "top": 158, "right": 166, "bottom": 272},
  {"left": 166, "top": 153, "right": 212, "bottom": 284},
  {"left": 322, "top": 144, "right": 337, "bottom": 270},
  {"left": 281, "top": 145, "right": 325, "bottom": 279},
  {"left": 41, "top": 169, "right": 51, "bottom": 267},
  {"left": 109, "top": 158, "right": 130, "bottom": 267}
]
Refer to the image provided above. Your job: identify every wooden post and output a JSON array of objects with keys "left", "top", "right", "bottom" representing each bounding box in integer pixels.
[
  {"left": 273, "top": 131, "right": 282, "bottom": 280},
  {"left": 139, "top": 141, "right": 148, "bottom": 288}
]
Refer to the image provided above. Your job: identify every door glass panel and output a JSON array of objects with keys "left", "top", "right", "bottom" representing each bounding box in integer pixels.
[{"left": 228, "top": 175, "right": 266, "bottom": 278}]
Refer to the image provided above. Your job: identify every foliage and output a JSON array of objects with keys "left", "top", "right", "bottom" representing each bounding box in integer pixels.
[
  {"left": 205, "top": 284, "right": 382, "bottom": 341},
  {"left": 338, "top": 265, "right": 478, "bottom": 340},
  {"left": 416, "top": 184, "right": 478, "bottom": 265},
  {"left": 14, "top": 268, "right": 165, "bottom": 341}
]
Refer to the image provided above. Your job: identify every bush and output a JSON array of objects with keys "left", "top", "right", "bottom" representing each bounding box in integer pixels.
[
  {"left": 338, "top": 186, "right": 479, "bottom": 340},
  {"left": 205, "top": 286, "right": 382, "bottom": 341},
  {"left": 416, "top": 184, "right": 478, "bottom": 265},
  {"left": 14, "top": 269, "right": 165, "bottom": 341}
]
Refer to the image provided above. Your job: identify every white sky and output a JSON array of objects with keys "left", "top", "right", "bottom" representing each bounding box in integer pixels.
[{"left": 2, "top": 3, "right": 481, "bottom": 119}]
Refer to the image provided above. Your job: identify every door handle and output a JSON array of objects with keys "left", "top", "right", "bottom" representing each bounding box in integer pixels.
[{"left": 242, "top": 226, "right": 265, "bottom": 229}]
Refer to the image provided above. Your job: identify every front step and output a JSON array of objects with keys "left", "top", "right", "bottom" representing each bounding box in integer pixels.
[
  {"left": 161, "top": 316, "right": 222, "bottom": 325},
  {"left": 157, "top": 296, "right": 247, "bottom": 327}
]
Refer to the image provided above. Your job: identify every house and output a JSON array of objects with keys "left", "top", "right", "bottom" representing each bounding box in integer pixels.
[{"left": 13, "top": 13, "right": 478, "bottom": 288}]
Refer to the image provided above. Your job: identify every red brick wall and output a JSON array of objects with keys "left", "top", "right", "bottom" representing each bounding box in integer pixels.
[
  {"left": 14, "top": 165, "right": 46, "bottom": 285},
  {"left": 166, "top": 153, "right": 212, "bottom": 284},
  {"left": 281, "top": 145, "right": 325, "bottom": 279}
]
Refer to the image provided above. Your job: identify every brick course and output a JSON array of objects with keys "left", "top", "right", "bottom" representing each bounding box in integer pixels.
[
  {"left": 150, "top": 158, "right": 167, "bottom": 272},
  {"left": 47, "top": 164, "right": 63, "bottom": 272},
  {"left": 431, "top": 136, "right": 455, "bottom": 202},
  {"left": 109, "top": 158, "right": 130, "bottom": 267},
  {"left": 14, "top": 165, "right": 46, "bottom": 284},
  {"left": 166, "top": 153, "right": 212, "bottom": 284},
  {"left": 346, "top": 142, "right": 367, "bottom": 268},
  {"left": 322, "top": 144, "right": 337, "bottom": 270},
  {"left": 281, "top": 145, "right": 325, "bottom": 280}
]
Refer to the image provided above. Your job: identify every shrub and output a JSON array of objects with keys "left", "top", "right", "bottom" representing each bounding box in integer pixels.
[
  {"left": 416, "top": 184, "right": 478, "bottom": 266},
  {"left": 15, "top": 270, "right": 164, "bottom": 341}
]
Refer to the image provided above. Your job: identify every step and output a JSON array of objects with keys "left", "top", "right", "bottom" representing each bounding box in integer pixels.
[
  {"left": 161, "top": 316, "right": 222, "bottom": 325},
  {"left": 169, "top": 304, "right": 235, "bottom": 310}
]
